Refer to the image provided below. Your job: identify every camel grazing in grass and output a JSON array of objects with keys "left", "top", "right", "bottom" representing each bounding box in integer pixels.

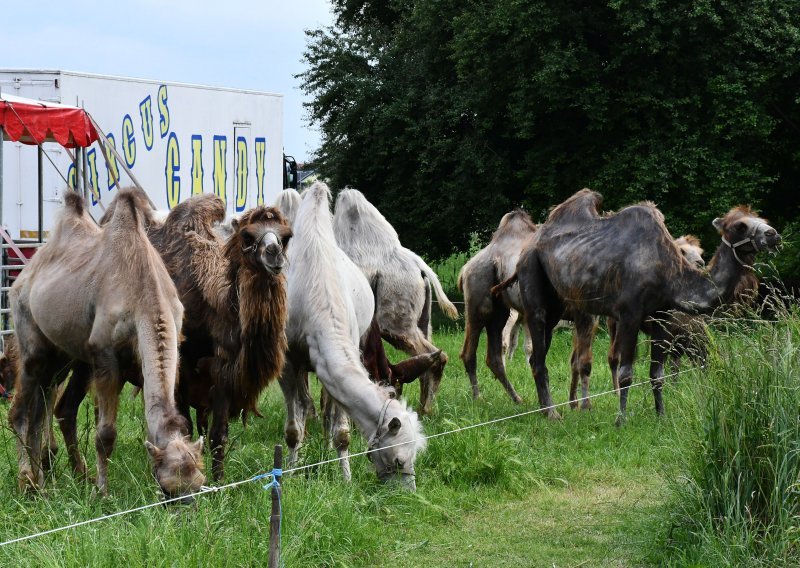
[
  {"left": 9, "top": 189, "right": 205, "bottom": 498},
  {"left": 333, "top": 188, "right": 458, "bottom": 415},
  {"left": 458, "top": 209, "right": 537, "bottom": 402},
  {"left": 504, "top": 189, "right": 780, "bottom": 423},
  {"left": 281, "top": 182, "right": 426, "bottom": 489}
]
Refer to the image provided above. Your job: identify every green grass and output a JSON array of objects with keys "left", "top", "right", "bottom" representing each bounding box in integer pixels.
[{"left": 0, "top": 324, "right": 751, "bottom": 566}]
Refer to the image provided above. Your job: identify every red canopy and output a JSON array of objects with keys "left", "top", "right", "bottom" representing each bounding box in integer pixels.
[{"left": 0, "top": 93, "right": 98, "bottom": 148}]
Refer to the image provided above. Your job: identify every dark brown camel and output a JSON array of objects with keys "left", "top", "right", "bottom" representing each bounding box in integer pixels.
[
  {"left": 58, "top": 191, "right": 292, "bottom": 481},
  {"left": 569, "top": 234, "right": 710, "bottom": 409},
  {"left": 500, "top": 189, "right": 780, "bottom": 423}
]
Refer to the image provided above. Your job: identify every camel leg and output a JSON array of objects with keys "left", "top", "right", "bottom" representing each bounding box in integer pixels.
[
  {"left": 460, "top": 311, "right": 485, "bottom": 400},
  {"left": 40, "top": 385, "right": 60, "bottom": 474},
  {"left": 322, "top": 391, "right": 351, "bottom": 482},
  {"left": 614, "top": 317, "right": 641, "bottom": 426},
  {"left": 520, "top": 259, "right": 563, "bottom": 420},
  {"left": 388, "top": 331, "right": 447, "bottom": 416},
  {"left": 279, "top": 359, "right": 313, "bottom": 470},
  {"left": 10, "top": 348, "right": 66, "bottom": 492},
  {"left": 176, "top": 358, "right": 194, "bottom": 438},
  {"left": 503, "top": 310, "right": 521, "bottom": 362},
  {"left": 485, "top": 303, "right": 523, "bottom": 404},
  {"left": 569, "top": 313, "right": 596, "bottom": 410},
  {"left": 209, "top": 390, "right": 231, "bottom": 482},
  {"left": 607, "top": 317, "right": 620, "bottom": 394},
  {"left": 648, "top": 321, "right": 669, "bottom": 416},
  {"left": 55, "top": 362, "right": 92, "bottom": 479},
  {"left": 93, "top": 371, "right": 124, "bottom": 496}
]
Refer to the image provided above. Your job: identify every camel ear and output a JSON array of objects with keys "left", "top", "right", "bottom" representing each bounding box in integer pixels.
[
  {"left": 712, "top": 217, "right": 724, "bottom": 232},
  {"left": 387, "top": 417, "right": 402, "bottom": 436},
  {"left": 230, "top": 218, "right": 239, "bottom": 232},
  {"left": 192, "top": 436, "right": 205, "bottom": 454},
  {"left": 144, "top": 440, "right": 163, "bottom": 460}
]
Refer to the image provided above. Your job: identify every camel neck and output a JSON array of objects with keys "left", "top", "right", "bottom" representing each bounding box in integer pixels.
[{"left": 673, "top": 241, "right": 752, "bottom": 312}]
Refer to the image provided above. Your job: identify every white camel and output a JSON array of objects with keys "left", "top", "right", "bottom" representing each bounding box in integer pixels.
[
  {"left": 333, "top": 188, "right": 458, "bottom": 415},
  {"left": 280, "top": 182, "right": 426, "bottom": 489}
]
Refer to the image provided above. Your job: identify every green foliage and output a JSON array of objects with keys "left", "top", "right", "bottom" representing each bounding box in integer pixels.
[
  {"left": 665, "top": 303, "right": 800, "bottom": 565},
  {"left": 301, "top": 0, "right": 800, "bottom": 267}
]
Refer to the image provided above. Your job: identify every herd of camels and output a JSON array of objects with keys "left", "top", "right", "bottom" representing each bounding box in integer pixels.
[{"left": 2, "top": 182, "right": 781, "bottom": 500}]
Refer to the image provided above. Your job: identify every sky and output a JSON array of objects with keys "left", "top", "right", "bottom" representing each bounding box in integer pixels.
[{"left": 2, "top": 0, "right": 333, "bottom": 163}]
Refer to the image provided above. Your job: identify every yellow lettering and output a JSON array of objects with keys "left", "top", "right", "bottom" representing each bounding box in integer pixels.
[
  {"left": 139, "top": 96, "right": 154, "bottom": 150},
  {"left": 165, "top": 133, "right": 180, "bottom": 208},
  {"left": 213, "top": 136, "right": 227, "bottom": 203},
  {"left": 236, "top": 137, "right": 248, "bottom": 212},
  {"left": 87, "top": 149, "right": 100, "bottom": 205},
  {"left": 67, "top": 163, "right": 76, "bottom": 190},
  {"left": 121, "top": 114, "right": 136, "bottom": 167},
  {"left": 158, "top": 85, "right": 170, "bottom": 138},
  {"left": 105, "top": 133, "right": 120, "bottom": 189},
  {"left": 191, "top": 135, "right": 203, "bottom": 194},
  {"left": 255, "top": 137, "right": 266, "bottom": 205}
]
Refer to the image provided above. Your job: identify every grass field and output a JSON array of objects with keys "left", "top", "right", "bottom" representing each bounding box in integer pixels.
[{"left": 0, "top": 322, "right": 710, "bottom": 567}]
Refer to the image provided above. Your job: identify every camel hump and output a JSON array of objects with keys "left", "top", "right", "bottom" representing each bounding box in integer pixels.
[
  {"left": 163, "top": 194, "right": 226, "bottom": 234},
  {"left": 100, "top": 187, "right": 153, "bottom": 235},
  {"left": 98, "top": 186, "right": 154, "bottom": 226},
  {"left": 547, "top": 188, "right": 603, "bottom": 224},
  {"left": 63, "top": 190, "right": 86, "bottom": 216}
]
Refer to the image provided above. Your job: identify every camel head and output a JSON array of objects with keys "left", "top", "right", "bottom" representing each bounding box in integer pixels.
[
  {"left": 367, "top": 398, "right": 426, "bottom": 491},
  {"left": 145, "top": 435, "right": 206, "bottom": 502},
  {"left": 712, "top": 207, "right": 781, "bottom": 263},
  {"left": 231, "top": 206, "right": 292, "bottom": 275},
  {"left": 675, "top": 235, "right": 705, "bottom": 268}
]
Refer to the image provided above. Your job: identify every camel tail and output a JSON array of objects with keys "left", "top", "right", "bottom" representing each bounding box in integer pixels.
[
  {"left": 411, "top": 252, "right": 459, "bottom": 319},
  {"left": 491, "top": 273, "right": 518, "bottom": 297}
]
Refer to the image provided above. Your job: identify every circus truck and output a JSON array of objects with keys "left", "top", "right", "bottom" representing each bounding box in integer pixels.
[{"left": 0, "top": 69, "right": 288, "bottom": 242}]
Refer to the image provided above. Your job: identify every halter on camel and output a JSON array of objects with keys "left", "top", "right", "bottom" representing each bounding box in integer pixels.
[{"left": 721, "top": 220, "right": 771, "bottom": 269}]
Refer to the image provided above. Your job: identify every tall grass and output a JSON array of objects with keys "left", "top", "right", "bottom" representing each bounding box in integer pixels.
[{"left": 666, "top": 301, "right": 800, "bottom": 565}]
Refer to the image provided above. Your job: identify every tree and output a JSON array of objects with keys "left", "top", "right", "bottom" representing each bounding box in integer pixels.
[{"left": 301, "top": 0, "right": 800, "bottom": 270}]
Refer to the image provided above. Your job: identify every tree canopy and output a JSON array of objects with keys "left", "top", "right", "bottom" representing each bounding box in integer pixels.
[{"left": 300, "top": 0, "right": 800, "bottom": 273}]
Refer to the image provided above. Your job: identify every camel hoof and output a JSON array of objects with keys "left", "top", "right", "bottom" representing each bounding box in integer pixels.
[
  {"left": 18, "top": 470, "right": 42, "bottom": 493},
  {"left": 471, "top": 389, "right": 481, "bottom": 400},
  {"left": 615, "top": 413, "right": 627, "bottom": 427},
  {"left": 512, "top": 395, "right": 523, "bottom": 404},
  {"left": 580, "top": 400, "right": 592, "bottom": 411},
  {"left": 569, "top": 400, "right": 579, "bottom": 410},
  {"left": 545, "top": 409, "right": 562, "bottom": 421}
]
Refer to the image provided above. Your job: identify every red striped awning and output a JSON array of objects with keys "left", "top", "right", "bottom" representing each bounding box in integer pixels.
[{"left": 0, "top": 93, "right": 98, "bottom": 148}]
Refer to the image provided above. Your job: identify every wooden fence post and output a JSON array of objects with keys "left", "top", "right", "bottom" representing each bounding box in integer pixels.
[{"left": 268, "top": 444, "right": 283, "bottom": 568}]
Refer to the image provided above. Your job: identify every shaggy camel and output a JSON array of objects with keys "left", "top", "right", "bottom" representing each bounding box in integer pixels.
[
  {"left": 58, "top": 190, "right": 292, "bottom": 482},
  {"left": 458, "top": 209, "right": 537, "bottom": 403},
  {"left": 281, "top": 182, "right": 426, "bottom": 489},
  {"left": 9, "top": 189, "right": 205, "bottom": 498},
  {"left": 333, "top": 188, "right": 458, "bottom": 415},
  {"left": 505, "top": 189, "right": 780, "bottom": 423},
  {"left": 148, "top": 194, "right": 291, "bottom": 480}
]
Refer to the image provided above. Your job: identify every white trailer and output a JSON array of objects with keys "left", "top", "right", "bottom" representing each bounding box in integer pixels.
[{"left": 0, "top": 69, "right": 285, "bottom": 239}]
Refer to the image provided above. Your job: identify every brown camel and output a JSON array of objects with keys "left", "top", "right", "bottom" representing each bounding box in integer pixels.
[
  {"left": 57, "top": 190, "right": 292, "bottom": 482},
  {"left": 458, "top": 209, "right": 537, "bottom": 403},
  {"left": 9, "top": 189, "right": 205, "bottom": 498},
  {"left": 503, "top": 189, "right": 780, "bottom": 423}
]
